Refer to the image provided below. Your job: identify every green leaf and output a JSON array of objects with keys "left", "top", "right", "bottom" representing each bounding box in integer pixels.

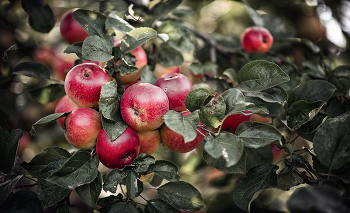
[
  {"left": 2, "top": 44, "right": 18, "bottom": 62},
  {"left": 202, "top": 133, "right": 244, "bottom": 167},
  {"left": 287, "top": 80, "right": 336, "bottom": 106},
  {"left": 163, "top": 110, "right": 199, "bottom": 143},
  {"left": 245, "top": 146, "right": 274, "bottom": 170},
  {"left": 202, "top": 150, "right": 246, "bottom": 174},
  {"left": 119, "top": 58, "right": 139, "bottom": 76},
  {"left": 103, "top": 169, "right": 126, "bottom": 193},
  {"left": 235, "top": 121, "right": 282, "bottom": 148},
  {"left": 39, "top": 158, "right": 69, "bottom": 179},
  {"left": 64, "top": 42, "right": 88, "bottom": 60},
  {"left": 313, "top": 112, "right": 350, "bottom": 170},
  {"left": 101, "top": 115, "right": 128, "bottom": 142},
  {"left": 132, "top": 153, "right": 156, "bottom": 172},
  {"left": 13, "top": 62, "right": 51, "bottom": 79},
  {"left": 245, "top": 85, "right": 287, "bottom": 106},
  {"left": 199, "top": 95, "right": 226, "bottom": 128},
  {"left": 189, "top": 62, "right": 204, "bottom": 75},
  {"left": 106, "top": 13, "right": 135, "bottom": 33},
  {"left": 99, "top": 81, "right": 121, "bottom": 122},
  {"left": 0, "top": 128, "right": 23, "bottom": 174},
  {"left": 156, "top": 47, "right": 184, "bottom": 67},
  {"left": 76, "top": 171, "right": 103, "bottom": 207},
  {"left": 99, "top": 0, "right": 128, "bottom": 16},
  {"left": 150, "top": 174, "right": 164, "bottom": 187},
  {"left": 73, "top": 9, "right": 107, "bottom": 37},
  {"left": 21, "top": 1, "right": 55, "bottom": 33},
  {"left": 148, "top": 199, "right": 181, "bottom": 213},
  {"left": 158, "top": 181, "right": 205, "bottom": 212},
  {"left": 158, "top": 21, "right": 182, "bottom": 42},
  {"left": 97, "top": 194, "right": 123, "bottom": 208},
  {"left": 151, "top": 0, "right": 183, "bottom": 23},
  {"left": 298, "top": 113, "right": 327, "bottom": 134},
  {"left": 46, "top": 151, "right": 99, "bottom": 190},
  {"left": 223, "top": 68, "right": 237, "bottom": 83},
  {"left": 126, "top": 170, "right": 143, "bottom": 198},
  {"left": 184, "top": 88, "right": 212, "bottom": 112},
  {"left": 233, "top": 163, "right": 278, "bottom": 212},
  {"left": 222, "top": 88, "right": 254, "bottom": 117},
  {"left": 29, "top": 84, "right": 65, "bottom": 104},
  {"left": 277, "top": 170, "right": 303, "bottom": 191},
  {"left": 30, "top": 112, "right": 70, "bottom": 135},
  {"left": 0, "top": 174, "right": 23, "bottom": 205},
  {"left": 281, "top": 38, "right": 321, "bottom": 53},
  {"left": 120, "top": 27, "right": 157, "bottom": 53},
  {"left": 37, "top": 178, "right": 71, "bottom": 208},
  {"left": 286, "top": 100, "right": 325, "bottom": 131},
  {"left": 110, "top": 202, "right": 138, "bottom": 213},
  {"left": 244, "top": 97, "right": 269, "bottom": 114},
  {"left": 237, "top": 60, "right": 290, "bottom": 92},
  {"left": 302, "top": 61, "right": 326, "bottom": 79},
  {"left": 82, "top": 35, "right": 114, "bottom": 62},
  {"left": 0, "top": 190, "right": 42, "bottom": 213},
  {"left": 328, "top": 65, "right": 350, "bottom": 97},
  {"left": 141, "top": 65, "right": 157, "bottom": 84},
  {"left": 56, "top": 203, "right": 70, "bottom": 213},
  {"left": 148, "top": 160, "right": 181, "bottom": 182}
]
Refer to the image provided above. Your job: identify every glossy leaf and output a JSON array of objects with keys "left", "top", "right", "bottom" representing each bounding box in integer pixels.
[
  {"left": 82, "top": 35, "right": 114, "bottom": 62},
  {"left": 158, "top": 181, "right": 205, "bottom": 212},
  {"left": 156, "top": 47, "right": 184, "bottom": 67},
  {"left": 221, "top": 88, "right": 254, "bottom": 117},
  {"left": 101, "top": 115, "right": 128, "bottom": 141},
  {"left": 132, "top": 153, "right": 156, "bottom": 172},
  {"left": 103, "top": 169, "right": 126, "bottom": 193},
  {"left": 99, "top": 81, "right": 121, "bottom": 122},
  {"left": 328, "top": 65, "right": 350, "bottom": 97},
  {"left": 126, "top": 170, "right": 143, "bottom": 198},
  {"left": 148, "top": 199, "right": 181, "bottom": 213},
  {"left": 199, "top": 95, "right": 226, "bottom": 128},
  {"left": 244, "top": 97, "right": 269, "bottom": 114},
  {"left": 64, "top": 42, "right": 87, "bottom": 60},
  {"left": 73, "top": 9, "right": 107, "bottom": 37},
  {"left": 120, "top": 27, "right": 157, "bottom": 53},
  {"left": 202, "top": 150, "right": 246, "bottom": 174},
  {"left": 0, "top": 190, "right": 42, "bottom": 213},
  {"left": 0, "top": 174, "right": 23, "bottom": 205},
  {"left": 38, "top": 158, "right": 69, "bottom": 179},
  {"left": 29, "top": 84, "right": 65, "bottom": 104},
  {"left": 298, "top": 113, "right": 327, "bottom": 134},
  {"left": 233, "top": 163, "right": 278, "bottom": 212},
  {"left": 76, "top": 171, "right": 103, "bottom": 207},
  {"left": 151, "top": 0, "right": 183, "bottom": 22},
  {"left": 106, "top": 13, "right": 135, "bottom": 33},
  {"left": 110, "top": 202, "right": 138, "bottom": 213},
  {"left": 245, "top": 146, "right": 274, "bottom": 170},
  {"left": 184, "top": 88, "right": 212, "bottom": 112},
  {"left": 21, "top": 1, "right": 55, "bottom": 33},
  {"left": 30, "top": 112, "right": 70, "bottom": 135},
  {"left": 0, "top": 128, "right": 23, "bottom": 174},
  {"left": 14, "top": 62, "right": 51, "bottom": 79},
  {"left": 37, "top": 178, "right": 71, "bottom": 208},
  {"left": 245, "top": 85, "right": 287, "bottom": 106},
  {"left": 148, "top": 160, "right": 181, "bottom": 182}
]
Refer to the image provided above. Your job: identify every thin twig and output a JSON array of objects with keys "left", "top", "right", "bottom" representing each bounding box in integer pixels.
[{"left": 197, "top": 125, "right": 217, "bottom": 136}]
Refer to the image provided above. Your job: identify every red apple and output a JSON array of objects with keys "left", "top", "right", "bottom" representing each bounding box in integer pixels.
[
  {"left": 55, "top": 95, "right": 79, "bottom": 129},
  {"left": 154, "top": 63, "right": 180, "bottom": 79},
  {"left": 120, "top": 83, "right": 169, "bottom": 132},
  {"left": 33, "top": 47, "right": 56, "bottom": 67},
  {"left": 124, "top": 81, "right": 140, "bottom": 90},
  {"left": 241, "top": 26, "right": 273, "bottom": 53},
  {"left": 271, "top": 143, "right": 285, "bottom": 161},
  {"left": 52, "top": 57, "right": 75, "bottom": 81},
  {"left": 96, "top": 127, "right": 140, "bottom": 169},
  {"left": 60, "top": 9, "right": 90, "bottom": 44},
  {"left": 64, "top": 108, "right": 102, "bottom": 149},
  {"left": 220, "top": 112, "right": 252, "bottom": 134},
  {"left": 160, "top": 111, "right": 207, "bottom": 153},
  {"left": 65, "top": 63, "right": 110, "bottom": 108},
  {"left": 154, "top": 73, "right": 193, "bottom": 112},
  {"left": 137, "top": 129, "right": 161, "bottom": 155}
]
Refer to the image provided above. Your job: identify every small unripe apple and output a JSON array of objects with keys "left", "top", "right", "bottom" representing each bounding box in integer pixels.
[
  {"left": 120, "top": 83, "right": 169, "bottom": 132},
  {"left": 241, "top": 26, "right": 273, "bottom": 53},
  {"left": 60, "top": 9, "right": 90, "bottom": 44},
  {"left": 65, "top": 63, "right": 110, "bottom": 108},
  {"left": 54, "top": 95, "right": 79, "bottom": 129},
  {"left": 96, "top": 127, "right": 140, "bottom": 169},
  {"left": 154, "top": 73, "right": 193, "bottom": 112},
  {"left": 160, "top": 111, "right": 207, "bottom": 153},
  {"left": 64, "top": 108, "right": 102, "bottom": 149},
  {"left": 137, "top": 129, "right": 161, "bottom": 155},
  {"left": 154, "top": 63, "right": 180, "bottom": 79},
  {"left": 220, "top": 112, "right": 252, "bottom": 134}
]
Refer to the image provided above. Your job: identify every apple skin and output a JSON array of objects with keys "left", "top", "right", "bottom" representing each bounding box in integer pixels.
[
  {"left": 220, "top": 112, "right": 252, "bottom": 134},
  {"left": 52, "top": 57, "right": 75, "bottom": 81},
  {"left": 154, "top": 63, "right": 180, "bottom": 79},
  {"left": 64, "top": 108, "right": 102, "bottom": 149},
  {"left": 96, "top": 127, "right": 140, "bottom": 169},
  {"left": 271, "top": 143, "right": 285, "bottom": 161},
  {"left": 154, "top": 73, "right": 193, "bottom": 112},
  {"left": 137, "top": 129, "right": 161, "bottom": 155},
  {"left": 160, "top": 111, "right": 207, "bottom": 153},
  {"left": 65, "top": 63, "right": 110, "bottom": 108},
  {"left": 54, "top": 95, "right": 79, "bottom": 129},
  {"left": 33, "top": 47, "right": 56, "bottom": 67},
  {"left": 241, "top": 26, "right": 273, "bottom": 53},
  {"left": 60, "top": 9, "right": 90, "bottom": 44},
  {"left": 120, "top": 83, "right": 169, "bottom": 132}
]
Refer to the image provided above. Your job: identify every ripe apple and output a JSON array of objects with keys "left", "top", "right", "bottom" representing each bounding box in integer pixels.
[
  {"left": 64, "top": 108, "right": 102, "bottom": 149},
  {"left": 137, "top": 129, "right": 161, "bottom": 155},
  {"left": 120, "top": 83, "right": 169, "bottom": 132},
  {"left": 241, "top": 26, "right": 273, "bottom": 53},
  {"left": 154, "top": 73, "right": 193, "bottom": 112},
  {"left": 54, "top": 95, "right": 79, "bottom": 129},
  {"left": 60, "top": 9, "right": 90, "bottom": 44},
  {"left": 65, "top": 63, "right": 110, "bottom": 108},
  {"left": 160, "top": 111, "right": 207, "bottom": 153},
  {"left": 220, "top": 112, "right": 252, "bottom": 134},
  {"left": 52, "top": 57, "right": 75, "bottom": 81},
  {"left": 271, "top": 143, "right": 285, "bottom": 161},
  {"left": 96, "top": 127, "right": 140, "bottom": 169},
  {"left": 33, "top": 46, "right": 56, "bottom": 67},
  {"left": 154, "top": 63, "right": 180, "bottom": 79}
]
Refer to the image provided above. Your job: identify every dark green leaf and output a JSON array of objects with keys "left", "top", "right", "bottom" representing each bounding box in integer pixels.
[
  {"left": 148, "top": 199, "right": 181, "bottom": 213},
  {"left": 0, "top": 174, "right": 23, "bottom": 205},
  {"left": 0, "top": 128, "right": 23, "bottom": 174},
  {"left": 0, "top": 190, "right": 43, "bottom": 213},
  {"left": 151, "top": 0, "right": 183, "bottom": 23},
  {"left": 285, "top": 154, "right": 312, "bottom": 171},
  {"left": 156, "top": 48, "right": 184, "bottom": 67},
  {"left": 158, "top": 181, "right": 205, "bottom": 212},
  {"left": 199, "top": 95, "right": 226, "bottom": 128},
  {"left": 313, "top": 112, "right": 350, "bottom": 170},
  {"left": 202, "top": 133, "right": 244, "bottom": 167},
  {"left": 222, "top": 88, "right": 254, "bottom": 117},
  {"left": 123, "top": 52, "right": 137, "bottom": 67},
  {"left": 119, "top": 59, "right": 139, "bottom": 76},
  {"left": 298, "top": 113, "right": 327, "bottom": 134},
  {"left": 46, "top": 151, "right": 99, "bottom": 190},
  {"left": 223, "top": 68, "right": 237, "bottom": 83},
  {"left": 237, "top": 60, "right": 290, "bottom": 92},
  {"left": 120, "top": 28, "right": 157, "bottom": 53},
  {"left": 245, "top": 85, "right": 287, "bottom": 106},
  {"left": 110, "top": 202, "right": 138, "bottom": 213},
  {"left": 328, "top": 65, "right": 350, "bottom": 97},
  {"left": 171, "top": 6, "right": 194, "bottom": 18},
  {"left": 233, "top": 163, "right": 278, "bottom": 212},
  {"left": 302, "top": 61, "right": 326, "bottom": 79},
  {"left": 286, "top": 100, "right": 325, "bottom": 131},
  {"left": 29, "top": 84, "right": 65, "bottom": 104},
  {"left": 99, "top": 0, "right": 128, "bottom": 16},
  {"left": 148, "top": 160, "right": 180, "bottom": 182},
  {"left": 37, "top": 178, "right": 71, "bottom": 208},
  {"left": 245, "top": 146, "right": 274, "bottom": 170},
  {"left": 101, "top": 115, "right": 128, "bottom": 141},
  {"left": 14, "top": 62, "right": 51, "bottom": 79},
  {"left": 99, "top": 81, "right": 121, "bottom": 122},
  {"left": 244, "top": 97, "right": 269, "bottom": 114},
  {"left": 281, "top": 38, "right": 321, "bottom": 53},
  {"left": 2, "top": 44, "right": 18, "bottom": 62},
  {"left": 103, "top": 169, "right": 126, "bottom": 193},
  {"left": 73, "top": 9, "right": 107, "bottom": 37},
  {"left": 76, "top": 171, "right": 103, "bottom": 207},
  {"left": 56, "top": 203, "right": 70, "bottom": 213},
  {"left": 39, "top": 158, "right": 69, "bottom": 179},
  {"left": 64, "top": 42, "right": 87, "bottom": 60},
  {"left": 277, "top": 170, "right": 303, "bottom": 191},
  {"left": 97, "top": 194, "right": 124, "bottom": 208},
  {"left": 235, "top": 121, "right": 282, "bottom": 148},
  {"left": 106, "top": 13, "right": 135, "bottom": 33},
  {"left": 132, "top": 153, "right": 156, "bottom": 172},
  {"left": 22, "top": 2, "right": 55, "bottom": 33},
  {"left": 189, "top": 62, "right": 204, "bottom": 75},
  {"left": 150, "top": 173, "right": 164, "bottom": 187},
  {"left": 184, "top": 88, "right": 212, "bottom": 112},
  {"left": 202, "top": 149, "right": 246, "bottom": 174},
  {"left": 126, "top": 170, "right": 143, "bottom": 198},
  {"left": 82, "top": 35, "right": 114, "bottom": 62},
  {"left": 141, "top": 65, "right": 157, "bottom": 84},
  {"left": 163, "top": 110, "right": 199, "bottom": 143},
  {"left": 287, "top": 80, "right": 336, "bottom": 106},
  {"left": 30, "top": 112, "right": 70, "bottom": 135}
]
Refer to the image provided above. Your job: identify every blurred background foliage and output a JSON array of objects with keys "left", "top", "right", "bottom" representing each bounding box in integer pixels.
[{"left": 1, "top": 0, "right": 350, "bottom": 212}]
